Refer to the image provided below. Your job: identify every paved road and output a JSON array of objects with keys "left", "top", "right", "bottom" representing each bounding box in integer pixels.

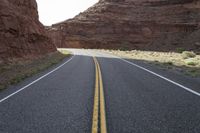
[{"left": 0, "top": 49, "right": 200, "bottom": 133}]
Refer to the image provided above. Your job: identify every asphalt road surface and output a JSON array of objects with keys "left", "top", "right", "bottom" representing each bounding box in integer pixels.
[{"left": 0, "top": 49, "right": 200, "bottom": 133}]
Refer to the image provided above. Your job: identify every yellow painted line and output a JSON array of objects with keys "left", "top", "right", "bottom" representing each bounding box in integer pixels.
[
  {"left": 92, "top": 58, "right": 99, "bottom": 133},
  {"left": 92, "top": 57, "right": 107, "bottom": 133},
  {"left": 96, "top": 59, "right": 107, "bottom": 133}
]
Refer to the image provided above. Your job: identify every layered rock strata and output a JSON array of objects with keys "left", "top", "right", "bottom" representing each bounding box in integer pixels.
[{"left": 50, "top": 0, "right": 200, "bottom": 52}]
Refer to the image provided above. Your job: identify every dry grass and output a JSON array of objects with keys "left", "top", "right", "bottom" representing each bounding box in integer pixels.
[
  {"left": 0, "top": 50, "right": 71, "bottom": 90},
  {"left": 100, "top": 49, "right": 200, "bottom": 77}
]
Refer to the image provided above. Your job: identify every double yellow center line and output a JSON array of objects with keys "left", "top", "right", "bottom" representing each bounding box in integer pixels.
[{"left": 92, "top": 57, "right": 107, "bottom": 133}]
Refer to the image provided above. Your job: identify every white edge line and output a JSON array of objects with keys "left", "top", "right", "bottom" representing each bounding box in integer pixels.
[
  {"left": 0, "top": 55, "right": 74, "bottom": 103},
  {"left": 85, "top": 50, "right": 200, "bottom": 97},
  {"left": 119, "top": 58, "right": 200, "bottom": 97},
  {"left": 97, "top": 50, "right": 200, "bottom": 97}
]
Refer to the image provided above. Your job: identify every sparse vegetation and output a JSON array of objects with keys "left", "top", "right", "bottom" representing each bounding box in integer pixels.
[
  {"left": 176, "top": 48, "right": 185, "bottom": 53},
  {"left": 59, "top": 49, "right": 71, "bottom": 55},
  {"left": 185, "top": 58, "right": 198, "bottom": 66},
  {"left": 187, "top": 62, "right": 196, "bottom": 66},
  {"left": 100, "top": 49, "right": 200, "bottom": 77},
  {"left": 163, "top": 61, "right": 173, "bottom": 66},
  {"left": 0, "top": 50, "right": 71, "bottom": 90},
  {"left": 182, "top": 51, "right": 196, "bottom": 59},
  {"left": 187, "top": 69, "right": 199, "bottom": 77}
]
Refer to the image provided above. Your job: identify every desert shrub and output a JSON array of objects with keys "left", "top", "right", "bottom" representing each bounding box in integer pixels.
[
  {"left": 185, "top": 58, "right": 198, "bottom": 66},
  {"left": 187, "top": 61, "right": 197, "bottom": 66},
  {"left": 164, "top": 61, "right": 173, "bottom": 65},
  {"left": 176, "top": 48, "right": 185, "bottom": 53},
  {"left": 119, "top": 47, "right": 129, "bottom": 51},
  {"left": 182, "top": 51, "right": 196, "bottom": 59}
]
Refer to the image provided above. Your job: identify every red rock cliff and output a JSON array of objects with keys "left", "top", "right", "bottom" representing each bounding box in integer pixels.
[
  {"left": 51, "top": 0, "right": 200, "bottom": 51},
  {"left": 0, "top": 0, "right": 56, "bottom": 62}
]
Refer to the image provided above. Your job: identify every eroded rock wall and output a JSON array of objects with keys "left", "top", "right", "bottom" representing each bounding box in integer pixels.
[
  {"left": 51, "top": 0, "right": 200, "bottom": 52},
  {"left": 0, "top": 0, "right": 56, "bottom": 62}
]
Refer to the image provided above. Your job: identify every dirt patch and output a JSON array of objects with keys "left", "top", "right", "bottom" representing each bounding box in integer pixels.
[{"left": 0, "top": 51, "right": 71, "bottom": 90}]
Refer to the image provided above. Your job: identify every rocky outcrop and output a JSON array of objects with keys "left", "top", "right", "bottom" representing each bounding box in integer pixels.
[
  {"left": 51, "top": 0, "right": 200, "bottom": 52},
  {"left": 0, "top": 0, "right": 56, "bottom": 62}
]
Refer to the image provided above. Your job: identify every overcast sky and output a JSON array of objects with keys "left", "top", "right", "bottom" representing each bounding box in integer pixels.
[{"left": 36, "top": 0, "right": 98, "bottom": 26}]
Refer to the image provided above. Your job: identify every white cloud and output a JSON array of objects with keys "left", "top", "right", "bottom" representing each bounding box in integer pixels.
[{"left": 36, "top": 0, "right": 98, "bottom": 26}]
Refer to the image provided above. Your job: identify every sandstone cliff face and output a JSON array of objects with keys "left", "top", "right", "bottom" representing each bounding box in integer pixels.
[
  {"left": 51, "top": 0, "right": 200, "bottom": 52},
  {"left": 0, "top": 0, "right": 56, "bottom": 62}
]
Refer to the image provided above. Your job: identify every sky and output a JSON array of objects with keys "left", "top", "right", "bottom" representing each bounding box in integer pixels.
[{"left": 36, "top": 0, "right": 98, "bottom": 26}]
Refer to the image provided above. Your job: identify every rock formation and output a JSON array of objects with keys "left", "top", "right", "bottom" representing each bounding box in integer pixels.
[
  {"left": 50, "top": 0, "right": 200, "bottom": 52},
  {"left": 0, "top": 0, "right": 56, "bottom": 62}
]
